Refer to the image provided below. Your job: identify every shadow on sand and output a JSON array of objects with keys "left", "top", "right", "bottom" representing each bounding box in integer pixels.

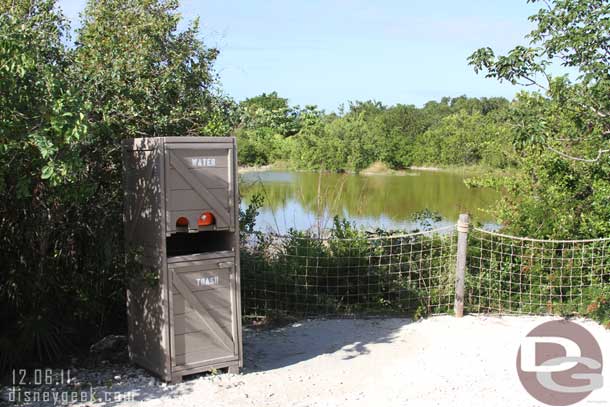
[
  {"left": 243, "top": 317, "right": 413, "bottom": 372},
  {"left": 61, "top": 318, "right": 413, "bottom": 406}
]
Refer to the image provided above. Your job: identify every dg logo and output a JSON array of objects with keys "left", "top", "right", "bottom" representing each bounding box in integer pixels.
[{"left": 516, "top": 320, "right": 603, "bottom": 405}]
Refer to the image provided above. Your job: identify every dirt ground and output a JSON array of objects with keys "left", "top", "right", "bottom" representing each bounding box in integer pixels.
[{"left": 7, "top": 315, "right": 610, "bottom": 406}]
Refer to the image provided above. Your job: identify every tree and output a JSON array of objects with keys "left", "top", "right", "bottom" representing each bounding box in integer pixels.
[
  {"left": 469, "top": 0, "right": 610, "bottom": 238},
  {"left": 0, "top": 0, "right": 88, "bottom": 370},
  {"left": 345, "top": 100, "right": 386, "bottom": 119},
  {"left": 469, "top": 0, "right": 610, "bottom": 161},
  {"left": 240, "top": 91, "right": 301, "bottom": 136},
  {"left": 410, "top": 111, "right": 513, "bottom": 168},
  {"left": 73, "top": 0, "right": 237, "bottom": 322},
  {"left": 76, "top": 0, "right": 235, "bottom": 139},
  {"left": 372, "top": 104, "right": 426, "bottom": 168},
  {"left": 242, "top": 91, "right": 290, "bottom": 112},
  {"left": 0, "top": 0, "right": 234, "bottom": 371}
]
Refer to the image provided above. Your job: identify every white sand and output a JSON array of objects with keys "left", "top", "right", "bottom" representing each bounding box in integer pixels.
[{"left": 78, "top": 315, "right": 610, "bottom": 406}]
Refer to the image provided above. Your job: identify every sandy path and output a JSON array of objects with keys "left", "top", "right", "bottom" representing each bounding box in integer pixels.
[{"left": 9, "top": 315, "right": 609, "bottom": 406}]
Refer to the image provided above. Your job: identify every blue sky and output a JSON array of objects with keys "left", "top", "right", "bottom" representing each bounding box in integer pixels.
[{"left": 57, "top": 1, "right": 543, "bottom": 112}]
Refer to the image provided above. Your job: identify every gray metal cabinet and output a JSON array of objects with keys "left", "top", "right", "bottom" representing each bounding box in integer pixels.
[{"left": 123, "top": 137, "right": 242, "bottom": 383}]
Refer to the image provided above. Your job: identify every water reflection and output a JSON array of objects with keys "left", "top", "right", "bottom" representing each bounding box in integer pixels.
[{"left": 239, "top": 170, "right": 500, "bottom": 233}]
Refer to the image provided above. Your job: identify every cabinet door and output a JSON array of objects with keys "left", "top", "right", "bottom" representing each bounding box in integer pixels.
[
  {"left": 170, "top": 258, "right": 238, "bottom": 369},
  {"left": 165, "top": 143, "right": 235, "bottom": 233}
]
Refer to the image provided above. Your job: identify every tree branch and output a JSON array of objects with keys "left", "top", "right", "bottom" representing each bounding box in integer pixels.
[
  {"left": 545, "top": 145, "right": 610, "bottom": 163},
  {"left": 520, "top": 74, "right": 549, "bottom": 92}
]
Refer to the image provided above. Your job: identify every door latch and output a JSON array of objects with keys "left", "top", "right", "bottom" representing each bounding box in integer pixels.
[{"left": 217, "top": 261, "right": 234, "bottom": 268}]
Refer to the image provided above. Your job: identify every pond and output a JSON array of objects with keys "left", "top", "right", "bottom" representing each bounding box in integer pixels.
[{"left": 239, "top": 170, "right": 501, "bottom": 233}]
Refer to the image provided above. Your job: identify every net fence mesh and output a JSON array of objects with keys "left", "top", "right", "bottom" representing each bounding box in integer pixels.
[
  {"left": 240, "top": 226, "right": 457, "bottom": 317},
  {"left": 467, "top": 228, "right": 610, "bottom": 316},
  {"left": 240, "top": 224, "right": 610, "bottom": 318}
]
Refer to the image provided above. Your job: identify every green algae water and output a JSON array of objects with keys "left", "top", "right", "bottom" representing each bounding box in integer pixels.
[{"left": 240, "top": 170, "right": 500, "bottom": 233}]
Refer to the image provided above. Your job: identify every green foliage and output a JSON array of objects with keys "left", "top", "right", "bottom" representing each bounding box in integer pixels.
[
  {"left": 241, "top": 91, "right": 301, "bottom": 137},
  {"left": 410, "top": 110, "right": 515, "bottom": 168},
  {"left": 0, "top": 0, "right": 88, "bottom": 189},
  {"left": 243, "top": 221, "right": 610, "bottom": 323},
  {"left": 236, "top": 127, "right": 288, "bottom": 166},
  {"left": 493, "top": 146, "right": 610, "bottom": 238},
  {"left": 236, "top": 93, "right": 325, "bottom": 167},
  {"left": 0, "top": 0, "right": 234, "bottom": 371},
  {"left": 581, "top": 286, "right": 610, "bottom": 327},
  {"left": 241, "top": 217, "right": 455, "bottom": 317},
  {"left": 239, "top": 193, "right": 263, "bottom": 236},
  {"left": 290, "top": 110, "right": 379, "bottom": 172},
  {"left": 464, "top": 233, "right": 610, "bottom": 321},
  {"left": 469, "top": 0, "right": 610, "bottom": 239},
  {"left": 75, "top": 0, "right": 237, "bottom": 139},
  {"left": 0, "top": 0, "right": 90, "bottom": 370},
  {"left": 237, "top": 93, "right": 514, "bottom": 172}
]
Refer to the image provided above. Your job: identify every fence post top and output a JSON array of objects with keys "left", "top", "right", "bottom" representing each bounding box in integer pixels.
[{"left": 457, "top": 213, "right": 470, "bottom": 233}]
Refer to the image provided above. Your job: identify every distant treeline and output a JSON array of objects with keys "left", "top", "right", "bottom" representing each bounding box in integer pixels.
[{"left": 236, "top": 92, "right": 516, "bottom": 172}]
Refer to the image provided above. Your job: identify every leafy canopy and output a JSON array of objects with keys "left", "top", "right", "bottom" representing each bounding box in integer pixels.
[
  {"left": 469, "top": 0, "right": 610, "bottom": 238},
  {"left": 0, "top": 0, "right": 234, "bottom": 371},
  {"left": 469, "top": 0, "right": 610, "bottom": 157}
]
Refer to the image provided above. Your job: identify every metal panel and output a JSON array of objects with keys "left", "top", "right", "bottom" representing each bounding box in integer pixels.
[
  {"left": 166, "top": 251, "right": 235, "bottom": 264},
  {"left": 163, "top": 136, "right": 235, "bottom": 143},
  {"left": 167, "top": 167, "right": 229, "bottom": 189},
  {"left": 123, "top": 142, "right": 171, "bottom": 381},
  {"left": 173, "top": 353, "right": 237, "bottom": 371},
  {"left": 172, "top": 337, "right": 230, "bottom": 366},
  {"left": 173, "top": 308, "right": 232, "bottom": 335},
  {"left": 169, "top": 189, "right": 229, "bottom": 212},
  {"left": 124, "top": 149, "right": 160, "bottom": 244},
  {"left": 229, "top": 139, "right": 244, "bottom": 366},
  {"left": 171, "top": 148, "right": 229, "bottom": 168},
  {"left": 173, "top": 292, "right": 230, "bottom": 316},
  {"left": 169, "top": 258, "right": 238, "bottom": 367},
  {"left": 165, "top": 146, "right": 234, "bottom": 233},
  {"left": 165, "top": 142, "right": 233, "bottom": 150}
]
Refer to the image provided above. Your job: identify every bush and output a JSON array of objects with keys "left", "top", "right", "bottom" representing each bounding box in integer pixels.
[
  {"left": 241, "top": 217, "right": 456, "bottom": 317},
  {"left": 0, "top": 0, "right": 235, "bottom": 372}
]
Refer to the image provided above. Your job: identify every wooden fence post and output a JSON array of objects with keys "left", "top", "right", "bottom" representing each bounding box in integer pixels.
[{"left": 454, "top": 213, "right": 470, "bottom": 318}]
